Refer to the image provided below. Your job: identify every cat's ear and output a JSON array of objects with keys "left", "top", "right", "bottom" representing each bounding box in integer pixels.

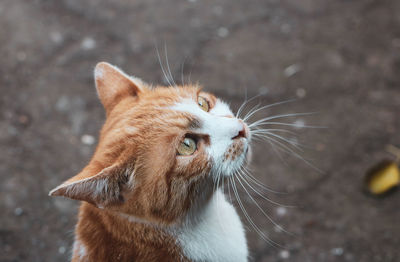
[
  {"left": 49, "top": 163, "right": 132, "bottom": 208},
  {"left": 94, "top": 62, "right": 145, "bottom": 113}
]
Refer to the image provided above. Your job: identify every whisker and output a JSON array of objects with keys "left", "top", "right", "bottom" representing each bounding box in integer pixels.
[
  {"left": 249, "top": 112, "right": 317, "bottom": 128},
  {"left": 163, "top": 43, "right": 177, "bottom": 87},
  {"left": 253, "top": 136, "right": 301, "bottom": 165},
  {"left": 236, "top": 91, "right": 250, "bottom": 119},
  {"left": 250, "top": 121, "right": 326, "bottom": 129},
  {"left": 230, "top": 176, "right": 284, "bottom": 248},
  {"left": 253, "top": 131, "right": 316, "bottom": 151},
  {"left": 253, "top": 135, "right": 301, "bottom": 158},
  {"left": 252, "top": 132, "right": 304, "bottom": 151},
  {"left": 254, "top": 135, "right": 293, "bottom": 169},
  {"left": 226, "top": 174, "right": 233, "bottom": 203},
  {"left": 188, "top": 65, "right": 193, "bottom": 85},
  {"left": 236, "top": 171, "right": 295, "bottom": 208},
  {"left": 236, "top": 93, "right": 263, "bottom": 119},
  {"left": 235, "top": 173, "right": 294, "bottom": 236},
  {"left": 251, "top": 128, "right": 298, "bottom": 136},
  {"left": 180, "top": 56, "right": 187, "bottom": 86},
  {"left": 240, "top": 166, "right": 287, "bottom": 194},
  {"left": 155, "top": 43, "right": 174, "bottom": 87},
  {"left": 242, "top": 102, "right": 262, "bottom": 122},
  {"left": 243, "top": 99, "right": 297, "bottom": 122},
  {"left": 257, "top": 135, "right": 323, "bottom": 173}
]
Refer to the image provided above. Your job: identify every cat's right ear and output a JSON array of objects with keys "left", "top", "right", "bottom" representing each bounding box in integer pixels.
[{"left": 94, "top": 62, "right": 145, "bottom": 114}]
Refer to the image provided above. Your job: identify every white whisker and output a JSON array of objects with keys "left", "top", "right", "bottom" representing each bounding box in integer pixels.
[
  {"left": 249, "top": 112, "right": 317, "bottom": 128},
  {"left": 250, "top": 121, "right": 326, "bottom": 129},
  {"left": 155, "top": 43, "right": 174, "bottom": 87},
  {"left": 256, "top": 134, "right": 323, "bottom": 173},
  {"left": 230, "top": 176, "right": 283, "bottom": 248},
  {"left": 239, "top": 166, "right": 287, "bottom": 194},
  {"left": 252, "top": 132, "right": 304, "bottom": 151},
  {"left": 226, "top": 175, "right": 233, "bottom": 203},
  {"left": 251, "top": 128, "right": 298, "bottom": 136},
  {"left": 163, "top": 43, "right": 177, "bottom": 87},
  {"left": 243, "top": 99, "right": 297, "bottom": 122},
  {"left": 255, "top": 135, "right": 293, "bottom": 169},
  {"left": 242, "top": 102, "right": 261, "bottom": 122},
  {"left": 236, "top": 171, "right": 294, "bottom": 208},
  {"left": 236, "top": 94, "right": 263, "bottom": 119},
  {"left": 180, "top": 56, "right": 187, "bottom": 86},
  {"left": 235, "top": 173, "right": 294, "bottom": 236}
]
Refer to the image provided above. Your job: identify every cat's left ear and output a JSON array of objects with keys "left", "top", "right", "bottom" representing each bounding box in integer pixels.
[
  {"left": 94, "top": 62, "right": 146, "bottom": 114},
  {"left": 49, "top": 163, "right": 132, "bottom": 208}
]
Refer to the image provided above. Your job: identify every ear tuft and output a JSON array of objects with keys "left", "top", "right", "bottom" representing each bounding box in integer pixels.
[
  {"left": 94, "top": 62, "right": 106, "bottom": 80},
  {"left": 94, "top": 62, "right": 145, "bottom": 113}
]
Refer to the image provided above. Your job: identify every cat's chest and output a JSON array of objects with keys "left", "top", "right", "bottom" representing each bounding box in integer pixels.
[{"left": 176, "top": 190, "right": 248, "bottom": 262}]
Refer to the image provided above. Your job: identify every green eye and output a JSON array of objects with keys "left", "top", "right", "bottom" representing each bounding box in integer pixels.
[
  {"left": 178, "top": 137, "right": 197, "bottom": 155},
  {"left": 198, "top": 96, "right": 209, "bottom": 112}
]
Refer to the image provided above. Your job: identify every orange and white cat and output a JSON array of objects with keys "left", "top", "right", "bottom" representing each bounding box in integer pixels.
[{"left": 50, "top": 62, "right": 250, "bottom": 261}]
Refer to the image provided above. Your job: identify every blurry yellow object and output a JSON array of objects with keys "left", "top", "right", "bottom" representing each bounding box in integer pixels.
[{"left": 367, "top": 161, "right": 400, "bottom": 195}]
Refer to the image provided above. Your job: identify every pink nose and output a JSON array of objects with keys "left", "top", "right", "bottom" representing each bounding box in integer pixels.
[{"left": 232, "top": 121, "right": 248, "bottom": 140}]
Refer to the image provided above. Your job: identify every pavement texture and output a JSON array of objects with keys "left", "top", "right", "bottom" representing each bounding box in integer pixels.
[{"left": 1, "top": 0, "right": 400, "bottom": 261}]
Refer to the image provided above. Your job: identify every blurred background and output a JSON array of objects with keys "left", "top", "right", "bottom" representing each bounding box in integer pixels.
[{"left": 1, "top": 0, "right": 400, "bottom": 261}]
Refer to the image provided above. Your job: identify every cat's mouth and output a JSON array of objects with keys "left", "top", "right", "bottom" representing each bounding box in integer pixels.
[{"left": 220, "top": 128, "right": 251, "bottom": 177}]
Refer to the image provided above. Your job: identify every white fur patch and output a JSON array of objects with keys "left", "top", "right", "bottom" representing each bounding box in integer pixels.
[
  {"left": 94, "top": 66, "right": 104, "bottom": 80},
  {"left": 177, "top": 190, "right": 248, "bottom": 262},
  {"left": 171, "top": 99, "right": 248, "bottom": 177},
  {"left": 124, "top": 126, "right": 138, "bottom": 135},
  {"left": 118, "top": 213, "right": 156, "bottom": 226},
  {"left": 210, "top": 100, "right": 233, "bottom": 117},
  {"left": 73, "top": 239, "right": 87, "bottom": 260}
]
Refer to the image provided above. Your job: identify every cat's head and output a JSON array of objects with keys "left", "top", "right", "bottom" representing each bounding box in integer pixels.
[{"left": 50, "top": 62, "right": 251, "bottom": 224}]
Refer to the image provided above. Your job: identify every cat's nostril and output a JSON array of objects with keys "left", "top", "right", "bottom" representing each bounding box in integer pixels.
[
  {"left": 232, "top": 122, "right": 247, "bottom": 140},
  {"left": 237, "top": 129, "right": 246, "bottom": 138}
]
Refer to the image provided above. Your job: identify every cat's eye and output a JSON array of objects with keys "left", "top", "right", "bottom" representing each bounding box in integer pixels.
[
  {"left": 197, "top": 96, "right": 209, "bottom": 112},
  {"left": 177, "top": 137, "right": 197, "bottom": 155}
]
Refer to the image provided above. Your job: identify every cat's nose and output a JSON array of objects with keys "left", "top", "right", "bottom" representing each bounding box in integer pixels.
[{"left": 232, "top": 121, "right": 248, "bottom": 140}]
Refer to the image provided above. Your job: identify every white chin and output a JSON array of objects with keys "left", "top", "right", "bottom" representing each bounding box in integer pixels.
[{"left": 221, "top": 152, "right": 248, "bottom": 177}]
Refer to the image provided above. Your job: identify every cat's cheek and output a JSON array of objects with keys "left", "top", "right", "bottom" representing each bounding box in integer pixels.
[
  {"left": 176, "top": 152, "right": 211, "bottom": 178},
  {"left": 175, "top": 156, "right": 196, "bottom": 172}
]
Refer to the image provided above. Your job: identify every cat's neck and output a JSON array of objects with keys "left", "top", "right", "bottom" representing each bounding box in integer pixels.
[
  {"left": 73, "top": 203, "right": 188, "bottom": 261},
  {"left": 75, "top": 183, "right": 215, "bottom": 243}
]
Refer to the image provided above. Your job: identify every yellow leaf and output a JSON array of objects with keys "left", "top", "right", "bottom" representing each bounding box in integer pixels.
[{"left": 366, "top": 161, "right": 400, "bottom": 195}]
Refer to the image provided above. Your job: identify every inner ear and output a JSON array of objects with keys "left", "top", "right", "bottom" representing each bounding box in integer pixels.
[
  {"left": 49, "top": 163, "right": 132, "bottom": 208},
  {"left": 94, "top": 62, "right": 146, "bottom": 114}
]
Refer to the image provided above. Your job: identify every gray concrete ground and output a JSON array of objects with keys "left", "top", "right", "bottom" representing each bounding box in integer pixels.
[{"left": 1, "top": 0, "right": 399, "bottom": 261}]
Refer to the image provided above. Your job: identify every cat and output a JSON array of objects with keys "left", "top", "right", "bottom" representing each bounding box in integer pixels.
[{"left": 49, "top": 62, "right": 251, "bottom": 262}]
